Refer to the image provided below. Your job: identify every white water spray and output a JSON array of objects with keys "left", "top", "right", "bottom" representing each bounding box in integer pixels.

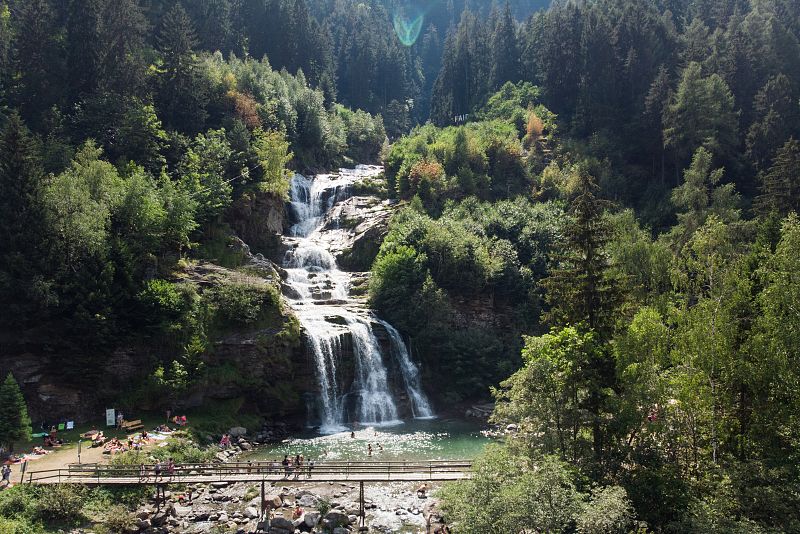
[{"left": 281, "top": 166, "right": 434, "bottom": 433}]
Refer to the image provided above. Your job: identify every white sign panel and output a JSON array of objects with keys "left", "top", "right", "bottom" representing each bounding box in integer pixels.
[{"left": 106, "top": 408, "right": 115, "bottom": 427}]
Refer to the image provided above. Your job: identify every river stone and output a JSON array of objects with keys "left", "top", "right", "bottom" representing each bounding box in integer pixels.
[
  {"left": 229, "top": 426, "right": 247, "bottom": 438},
  {"left": 303, "top": 512, "right": 320, "bottom": 527},
  {"left": 211, "top": 481, "right": 230, "bottom": 488},
  {"left": 269, "top": 516, "right": 293, "bottom": 530},
  {"left": 324, "top": 510, "right": 349, "bottom": 527},
  {"left": 333, "top": 528, "right": 350, "bottom": 534},
  {"left": 244, "top": 506, "right": 259, "bottom": 519},
  {"left": 297, "top": 494, "right": 317, "bottom": 507},
  {"left": 264, "top": 494, "right": 283, "bottom": 508},
  {"left": 137, "top": 519, "right": 151, "bottom": 529}
]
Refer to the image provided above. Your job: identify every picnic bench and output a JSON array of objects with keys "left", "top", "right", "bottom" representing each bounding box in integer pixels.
[{"left": 121, "top": 419, "right": 144, "bottom": 432}]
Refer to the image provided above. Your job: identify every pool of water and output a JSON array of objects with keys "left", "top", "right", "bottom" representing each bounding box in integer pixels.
[{"left": 247, "top": 418, "right": 490, "bottom": 463}]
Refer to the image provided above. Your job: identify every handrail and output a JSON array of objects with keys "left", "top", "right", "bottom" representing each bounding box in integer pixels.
[{"left": 24, "top": 459, "right": 473, "bottom": 484}]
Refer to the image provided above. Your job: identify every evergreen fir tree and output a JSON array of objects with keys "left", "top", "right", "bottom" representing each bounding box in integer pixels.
[
  {"left": 0, "top": 373, "right": 32, "bottom": 453},
  {"left": 155, "top": 2, "right": 208, "bottom": 133},
  {"left": 490, "top": 2, "right": 519, "bottom": 90},
  {"left": 756, "top": 138, "right": 800, "bottom": 217},
  {"left": 0, "top": 113, "right": 48, "bottom": 327},
  {"left": 541, "top": 169, "right": 619, "bottom": 336}
]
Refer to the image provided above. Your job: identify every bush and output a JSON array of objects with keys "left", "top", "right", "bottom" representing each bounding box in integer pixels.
[
  {"left": 209, "top": 280, "right": 280, "bottom": 327},
  {"left": 34, "top": 485, "right": 87, "bottom": 524},
  {"left": 0, "top": 517, "right": 40, "bottom": 534},
  {"left": 101, "top": 504, "right": 136, "bottom": 533}
]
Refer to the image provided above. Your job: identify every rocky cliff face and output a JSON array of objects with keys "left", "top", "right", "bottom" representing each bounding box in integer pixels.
[
  {"left": 0, "top": 259, "right": 309, "bottom": 425},
  {"left": 227, "top": 190, "right": 286, "bottom": 255},
  {"left": 0, "top": 175, "right": 399, "bottom": 426},
  {"left": 323, "top": 195, "right": 394, "bottom": 272}
]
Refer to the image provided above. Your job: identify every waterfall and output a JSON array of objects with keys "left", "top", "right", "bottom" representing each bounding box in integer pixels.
[
  {"left": 281, "top": 167, "right": 434, "bottom": 433},
  {"left": 380, "top": 320, "right": 434, "bottom": 419}
]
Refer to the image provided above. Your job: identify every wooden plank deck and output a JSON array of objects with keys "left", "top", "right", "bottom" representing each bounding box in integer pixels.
[
  {"left": 24, "top": 460, "right": 473, "bottom": 486},
  {"left": 29, "top": 471, "right": 470, "bottom": 485}
]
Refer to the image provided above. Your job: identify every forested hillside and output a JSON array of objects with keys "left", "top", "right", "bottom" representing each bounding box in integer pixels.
[
  {"left": 0, "top": 0, "right": 799, "bottom": 531},
  {"left": 362, "top": 0, "right": 800, "bottom": 531}
]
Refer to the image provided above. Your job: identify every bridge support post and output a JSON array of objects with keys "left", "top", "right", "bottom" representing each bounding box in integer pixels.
[
  {"left": 260, "top": 479, "right": 265, "bottom": 519},
  {"left": 358, "top": 481, "right": 367, "bottom": 531}
]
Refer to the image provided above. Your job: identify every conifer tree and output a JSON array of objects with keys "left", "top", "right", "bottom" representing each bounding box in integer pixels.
[
  {"left": 12, "top": 0, "right": 64, "bottom": 130},
  {"left": 0, "top": 113, "right": 48, "bottom": 327},
  {"left": 0, "top": 373, "right": 32, "bottom": 453},
  {"left": 156, "top": 2, "right": 208, "bottom": 133},
  {"left": 541, "top": 169, "right": 619, "bottom": 336},
  {"left": 490, "top": 2, "right": 519, "bottom": 90},
  {"left": 756, "top": 138, "right": 800, "bottom": 217}
]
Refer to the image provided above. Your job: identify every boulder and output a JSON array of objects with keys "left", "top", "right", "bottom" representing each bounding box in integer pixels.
[
  {"left": 269, "top": 516, "right": 293, "bottom": 530},
  {"left": 242, "top": 506, "right": 258, "bottom": 519},
  {"left": 297, "top": 494, "right": 317, "bottom": 507},
  {"left": 324, "top": 510, "right": 350, "bottom": 527},
  {"left": 333, "top": 528, "right": 350, "bottom": 534},
  {"left": 229, "top": 426, "right": 247, "bottom": 438},
  {"left": 137, "top": 519, "right": 151, "bottom": 530},
  {"left": 264, "top": 494, "right": 283, "bottom": 508},
  {"left": 303, "top": 512, "right": 320, "bottom": 527}
]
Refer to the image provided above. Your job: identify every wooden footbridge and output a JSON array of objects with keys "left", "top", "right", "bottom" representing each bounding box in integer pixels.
[
  {"left": 23, "top": 460, "right": 473, "bottom": 485},
  {"left": 23, "top": 460, "right": 471, "bottom": 532}
]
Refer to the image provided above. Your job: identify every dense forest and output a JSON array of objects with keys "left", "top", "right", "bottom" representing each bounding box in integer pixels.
[{"left": 0, "top": 0, "right": 799, "bottom": 532}]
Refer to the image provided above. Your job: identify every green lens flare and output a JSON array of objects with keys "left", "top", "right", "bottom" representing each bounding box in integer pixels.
[{"left": 392, "top": 4, "right": 425, "bottom": 46}]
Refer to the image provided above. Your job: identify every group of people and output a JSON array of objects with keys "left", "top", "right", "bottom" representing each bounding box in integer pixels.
[
  {"left": 165, "top": 409, "right": 187, "bottom": 427},
  {"left": 366, "top": 442, "right": 384, "bottom": 456},
  {"left": 280, "top": 454, "right": 315, "bottom": 479},
  {"left": 139, "top": 458, "right": 177, "bottom": 482}
]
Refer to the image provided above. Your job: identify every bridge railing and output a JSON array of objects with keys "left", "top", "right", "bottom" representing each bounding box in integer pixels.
[{"left": 25, "top": 459, "right": 473, "bottom": 484}]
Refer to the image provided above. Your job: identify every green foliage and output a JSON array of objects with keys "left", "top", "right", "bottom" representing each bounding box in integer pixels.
[
  {"left": 386, "top": 118, "right": 531, "bottom": 208},
  {"left": 252, "top": 128, "right": 292, "bottom": 198},
  {"left": 208, "top": 279, "right": 281, "bottom": 328},
  {"left": 441, "top": 446, "right": 633, "bottom": 534},
  {"left": 0, "top": 373, "right": 32, "bottom": 452},
  {"left": 34, "top": 485, "right": 87, "bottom": 525}
]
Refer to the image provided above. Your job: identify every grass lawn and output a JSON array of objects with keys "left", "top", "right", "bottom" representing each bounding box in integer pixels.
[{"left": 15, "top": 398, "right": 263, "bottom": 454}]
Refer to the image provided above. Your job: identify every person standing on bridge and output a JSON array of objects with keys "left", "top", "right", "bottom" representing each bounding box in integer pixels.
[
  {"left": 307, "top": 458, "right": 314, "bottom": 478},
  {"left": 282, "top": 455, "right": 290, "bottom": 478},
  {"left": 139, "top": 463, "right": 148, "bottom": 482},
  {"left": 1, "top": 464, "right": 11, "bottom": 486},
  {"left": 167, "top": 458, "right": 175, "bottom": 479},
  {"left": 154, "top": 460, "right": 163, "bottom": 481}
]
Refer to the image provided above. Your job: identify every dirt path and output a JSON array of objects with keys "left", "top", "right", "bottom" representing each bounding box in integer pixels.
[{"left": 4, "top": 434, "right": 153, "bottom": 486}]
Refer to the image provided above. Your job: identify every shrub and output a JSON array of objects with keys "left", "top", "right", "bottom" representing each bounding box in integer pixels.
[
  {"left": 101, "top": 504, "right": 137, "bottom": 533},
  {"left": 35, "top": 485, "right": 87, "bottom": 524},
  {"left": 209, "top": 280, "right": 280, "bottom": 327}
]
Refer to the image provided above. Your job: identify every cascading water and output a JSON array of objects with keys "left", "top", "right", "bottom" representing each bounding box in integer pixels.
[{"left": 282, "top": 166, "right": 433, "bottom": 433}]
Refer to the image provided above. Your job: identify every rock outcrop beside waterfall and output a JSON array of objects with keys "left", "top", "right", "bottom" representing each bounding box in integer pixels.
[
  {"left": 323, "top": 195, "right": 394, "bottom": 272},
  {"left": 0, "top": 248, "right": 311, "bottom": 423}
]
